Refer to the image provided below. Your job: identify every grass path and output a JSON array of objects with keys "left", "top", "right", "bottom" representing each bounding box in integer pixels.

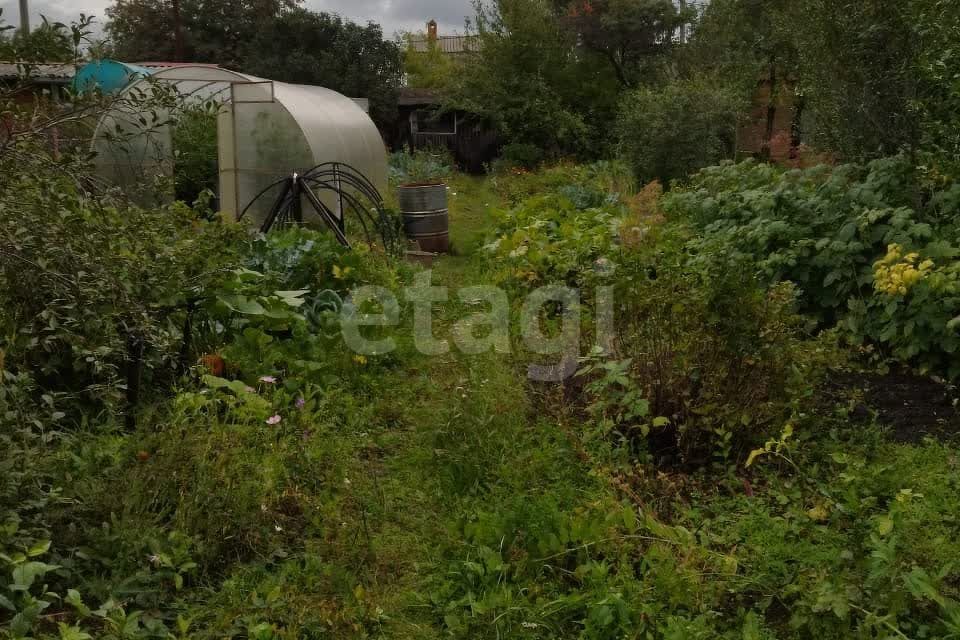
[{"left": 338, "top": 176, "right": 602, "bottom": 637}]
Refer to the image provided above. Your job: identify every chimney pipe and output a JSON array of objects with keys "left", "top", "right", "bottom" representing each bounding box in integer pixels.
[
  {"left": 427, "top": 19, "right": 438, "bottom": 42},
  {"left": 19, "top": 0, "right": 30, "bottom": 35}
]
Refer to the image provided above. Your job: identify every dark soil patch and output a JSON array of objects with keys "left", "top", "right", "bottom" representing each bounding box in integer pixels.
[{"left": 831, "top": 371, "right": 960, "bottom": 443}]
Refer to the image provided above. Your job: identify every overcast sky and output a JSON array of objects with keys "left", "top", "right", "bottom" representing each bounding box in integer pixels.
[{"left": 0, "top": 0, "right": 475, "bottom": 43}]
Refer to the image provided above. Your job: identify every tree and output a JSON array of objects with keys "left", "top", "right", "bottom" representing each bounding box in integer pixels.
[
  {"left": 617, "top": 76, "right": 741, "bottom": 184},
  {"left": 105, "top": 0, "right": 177, "bottom": 62},
  {"left": 562, "top": 0, "right": 693, "bottom": 88},
  {"left": 105, "top": 1, "right": 401, "bottom": 129},
  {"left": 106, "top": 0, "right": 298, "bottom": 66},
  {"left": 683, "top": 0, "right": 798, "bottom": 160},
  {"left": 0, "top": 13, "right": 95, "bottom": 63},
  {"left": 791, "top": 0, "right": 920, "bottom": 160},
  {"left": 240, "top": 9, "right": 402, "bottom": 129},
  {"left": 402, "top": 32, "right": 461, "bottom": 91},
  {"left": 450, "top": 0, "right": 622, "bottom": 156},
  {"left": 912, "top": 0, "right": 960, "bottom": 176}
]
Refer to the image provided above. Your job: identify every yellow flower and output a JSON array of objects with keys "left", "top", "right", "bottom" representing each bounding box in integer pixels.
[
  {"left": 874, "top": 251, "right": 930, "bottom": 297},
  {"left": 353, "top": 355, "right": 367, "bottom": 365}
]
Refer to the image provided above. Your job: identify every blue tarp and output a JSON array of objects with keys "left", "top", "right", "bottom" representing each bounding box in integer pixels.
[{"left": 73, "top": 60, "right": 152, "bottom": 95}]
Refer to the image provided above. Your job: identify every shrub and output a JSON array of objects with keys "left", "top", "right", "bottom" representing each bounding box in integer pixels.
[
  {"left": 486, "top": 164, "right": 812, "bottom": 465},
  {"left": 388, "top": 147, "right": 454, "bottom": 185},
  {"left": 172, "top": 102, "right": 220, "bottom": 205},
  {"left": 617, "top": 77, "right": 742, "bottom": 185},
  {"left": 581, "top": 244, "right": 809, "bottom": 466},
  {"left": 663, "top": 156, "right": 960, "bottom": 377},
  {"left": 0, "top": 172, "right": 245, "bottom": 412},
  {"left": 490, "top": 142, "right": 546, "bottom": 174},
  {"left": 620, "top": 180, "right": 666, "bottom": 249},
  {"left": 852, "top": 242, "right": 960, "bottom": 377},
  {"left": 484, "top": 191, "right": 622, "bottom": 292}
]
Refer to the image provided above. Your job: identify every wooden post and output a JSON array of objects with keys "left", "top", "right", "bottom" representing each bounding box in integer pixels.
[{"left": 18, "top": 0, "right": 30, "bottom": 34}]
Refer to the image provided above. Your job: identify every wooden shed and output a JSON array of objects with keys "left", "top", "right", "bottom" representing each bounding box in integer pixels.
[{"left": 395, "top": 87, "right": 498, "bottom": 173}]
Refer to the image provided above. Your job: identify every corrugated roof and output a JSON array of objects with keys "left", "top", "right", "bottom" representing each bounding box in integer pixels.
[
  {"left": 408, "top": 36, "right": 479, "bottom": 55},
  {"left": 398, "top": 87, "right": 442, "bottom": 106},
  {"left": 0, "top": 62, "right": 75, "bottom": 82}
]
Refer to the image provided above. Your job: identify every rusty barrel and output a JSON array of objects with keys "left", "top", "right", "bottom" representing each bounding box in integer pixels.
[{"left": 398, "top": 182, "right": 449, "bottom": 253}]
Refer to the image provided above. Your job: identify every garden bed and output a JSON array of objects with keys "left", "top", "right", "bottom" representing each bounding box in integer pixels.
[{"left": 833, "top": 371, "right": 960, "bottom": 444}]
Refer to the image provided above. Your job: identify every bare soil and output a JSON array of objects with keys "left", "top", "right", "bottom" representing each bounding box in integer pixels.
[{"left": 832, "top": 371, "right": 960, "bottom": 443}]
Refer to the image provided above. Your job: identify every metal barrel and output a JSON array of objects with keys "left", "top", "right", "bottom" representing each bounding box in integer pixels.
[{"left": 398, "top": 183, "right": 449, "bottom": 253}]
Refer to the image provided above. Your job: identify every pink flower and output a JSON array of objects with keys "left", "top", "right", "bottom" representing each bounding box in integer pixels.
[
  {"left": 295, "top": 397, "right": 306, "bottom": 409},
  {"left": 259, "top": 375, "right": 277, "bottom": 384},
  {"left": 266, "top": 414, "right": 282, "bottom": 425}
]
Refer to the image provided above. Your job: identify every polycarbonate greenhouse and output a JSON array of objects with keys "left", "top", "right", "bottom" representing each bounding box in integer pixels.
[{"left": 92, "top": 65, "right": 387, "bottom": 228}]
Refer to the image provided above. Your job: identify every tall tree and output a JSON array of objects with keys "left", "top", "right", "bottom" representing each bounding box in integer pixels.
[
  {"left": 684, "top": 0, "right": 798, "bottom": 159},
  {"left": 105, "top": 1, "right": 401, "bottom": 129},
  {"left": 450, "top": 0, "right": 622, "bottom": 156},
  {"left": 563, "top": 0, "right": 693, "bottom": 88},
  {"left": 402, "top": 31, "right": 462, "bottom": 91},
  {"left": 791, "top": 0, "right": 926, "bottom": 161},
  {"left": 106, "top": 0, "right": 298, "bottom": 66},
  {"left": 239, "top": 9, "right": 402, "bottom": 129}
]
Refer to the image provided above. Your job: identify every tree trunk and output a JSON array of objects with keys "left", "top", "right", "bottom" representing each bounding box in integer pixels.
[
  {"left": 790, "top": 91, "right": 805, "bottom": 160},
  {"left": 761, "top": 60, "right": 778, "bottom": 161},
  {"left": 172, "top": 0, "right": 185, "bottom": 62}
]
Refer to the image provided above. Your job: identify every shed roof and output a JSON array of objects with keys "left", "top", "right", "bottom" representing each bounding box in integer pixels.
[
  {"left": 407, "top": 36, "right": 479, "bottom": 55},
  {"left": 0, "top": 62, "right": 75, "bottom": 83},
  {"left": 398, "top": 87, "right": 442, "bottom": 106}
]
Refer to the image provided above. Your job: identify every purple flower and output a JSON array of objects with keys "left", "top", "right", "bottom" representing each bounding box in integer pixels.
[
  {"left": 295, "top": 397, "right": 306, "bottom": 409},
  {"left": 259, "top": 375, "right": 277, "bottom": 384},
  {"left": 266, "top": 414, "right": 282, "bottom": 425}
]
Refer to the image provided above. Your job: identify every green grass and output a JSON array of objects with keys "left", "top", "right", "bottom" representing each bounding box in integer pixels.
[{"left": 126, "top": 171, "right": 611, "bottom": 638}]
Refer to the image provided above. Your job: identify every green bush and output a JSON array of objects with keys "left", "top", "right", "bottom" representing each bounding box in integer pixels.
[
  {"left": 484, "top": 191, "right": 622, "bottom": 292},
  {"left": 0, "top": 172, "right": 245, "bottom": 411},
  {"left": 485, "top": 163, "right": 812, "bottom": 465},
  {"left": 172, "top": 103, "right": 220, "bottom": 205},
  {"left": 490, "top": 142, "right": 546, "bottom": 174},
  {"left": 388, "top": 147, "right": 455, "bottom": 185},
  {"left": 584, "top": 248, "right": 809, "bottom": 466},
  {"left": 617, "top": 77, "right": 742, "bottom": 185},
  {"left": 664, "top": 156, "right": 960, "bottom": 376}
]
